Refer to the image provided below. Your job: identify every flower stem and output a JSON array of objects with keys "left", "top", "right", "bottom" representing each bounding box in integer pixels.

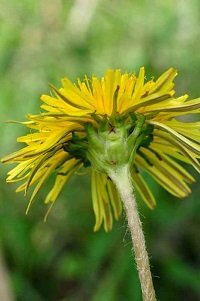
[{"left": 109, "top": 164, "right": 156, "bottom": 301}]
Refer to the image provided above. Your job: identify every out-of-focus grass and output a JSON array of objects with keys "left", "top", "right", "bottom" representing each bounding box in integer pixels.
[{"left": 0, "top": 1, "right": 200, "bottom": 300}]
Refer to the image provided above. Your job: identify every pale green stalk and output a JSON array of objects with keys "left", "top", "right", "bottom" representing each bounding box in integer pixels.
[{"left": 109, "top": 164, "right": 156, "bottom": 301}]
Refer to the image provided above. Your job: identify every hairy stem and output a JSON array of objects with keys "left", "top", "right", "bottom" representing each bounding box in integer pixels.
[{"left": 109, "top": 164, "right": 156, "bottom": 301}]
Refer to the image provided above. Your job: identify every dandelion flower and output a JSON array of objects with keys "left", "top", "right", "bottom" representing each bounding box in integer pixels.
[
  {"left": 2, "top": 67, "right": 200, "bottom": 301},
  {"left": 2, "top": 68, "right": 200, "bottom": 230}
]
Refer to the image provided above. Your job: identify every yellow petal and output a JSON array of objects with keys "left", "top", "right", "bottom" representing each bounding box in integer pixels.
[
  {"left": 148, "top": 68, "right": 177, "bottom": 94},
  {"left": 91, "top": 170, "right": 103, "bottom": 231},
  {"left": 45, "top": 159, "right": 80, "bottom": 204},
  {"left": 106, "top": 179, "right": 122, "bottom": 220},
  {"left": 136, "top": 152, "right": 191, "bottom": 198},
  {"left": 150, "top": 121, "right": 200, "bottom": 155},
  {"left": 132, "top": 67, "right": 145, "bottom": 102},
  {"left": 132, "top": 167, "right": 156, "bottom": 209}
]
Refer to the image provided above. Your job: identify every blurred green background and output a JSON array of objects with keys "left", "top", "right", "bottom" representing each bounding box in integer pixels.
[{"left": 0, "top": 1, "right": 200, "bottom": 300}]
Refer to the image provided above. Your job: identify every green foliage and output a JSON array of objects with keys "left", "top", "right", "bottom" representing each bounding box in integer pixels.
[{"left": 0, "top": 1, "right": 200, "bottom": 300}]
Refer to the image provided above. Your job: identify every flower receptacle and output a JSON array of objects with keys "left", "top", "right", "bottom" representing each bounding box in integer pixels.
[{"left": 86, "top": 114, "right": 147, "bottom": 174}]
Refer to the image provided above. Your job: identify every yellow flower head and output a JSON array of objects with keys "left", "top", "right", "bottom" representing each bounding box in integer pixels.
[{"left": 2, "top": 68, "right": 200, "bottom": 231}]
